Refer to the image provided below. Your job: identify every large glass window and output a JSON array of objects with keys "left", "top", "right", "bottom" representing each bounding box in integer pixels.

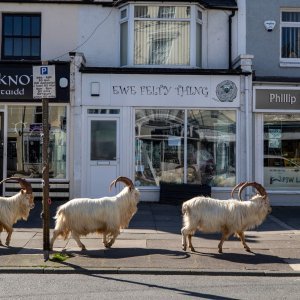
[
  {"left": 7, "top": 106, "right": 67, "bottom": 179},
  {"left": 135, "top": 109, "right": 236, "bottom": 187},
  {"left": 264, "top": 114, "right": 300, "bottom": 189},
  {"left": 281, "top": 11, "right": 300, "bottom": 60},
  {"left": 2, "top": 14, "right": 41, "bottom": 60},
  {"left": 120, "top": 5, "right": 203, "bottom": 67}
]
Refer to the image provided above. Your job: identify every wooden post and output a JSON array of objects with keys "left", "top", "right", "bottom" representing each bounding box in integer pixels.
[
  {"left": 41, "top": 59, "right": 50, "bottom": 252},
  {"left": 42, "top": 97, "right": 50, "bottom": 252}
]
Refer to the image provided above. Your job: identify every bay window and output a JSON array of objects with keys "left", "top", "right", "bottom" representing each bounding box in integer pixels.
[{"left": 120, "top": 5, "right": 203, "bottom": 67}]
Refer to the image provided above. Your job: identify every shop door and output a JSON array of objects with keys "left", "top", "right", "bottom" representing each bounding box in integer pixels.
[
  {"left": 0, "top": 112, "right": 3, "bottom": 195},
  {"left": 87, "top": 117, "right": 120, "bottom": 198}
]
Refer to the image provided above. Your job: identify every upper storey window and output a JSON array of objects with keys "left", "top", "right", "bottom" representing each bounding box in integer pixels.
[
  {"left": 281, "top": 11, "right": 300, "bottom": 64},
  {"left": 2, "top": 14, "right": 41, "bottom": 60},
  {"left": 120, "top": 5, "right": 203, "bottom": 67}
]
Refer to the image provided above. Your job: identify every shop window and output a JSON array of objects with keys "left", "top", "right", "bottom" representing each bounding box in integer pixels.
[
  {"left": 7, "top": 106, "right": 67, "bottom": 179},
  {"left": 135, "top": 109, "right": 236, "bottom": 187},
  {"left": 280, "top": 11, "right": 300, "bottom": 64},
  {"left": 120, "top": 5, "right": 203, "bottom": 67},
  {"left": 264, "top": 114, "right": 300, "bottom": 189},
  {"left": 1, "top": 13, "right": 41, "bottom": 60}
]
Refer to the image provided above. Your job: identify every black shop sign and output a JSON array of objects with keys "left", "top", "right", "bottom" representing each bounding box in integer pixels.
[{"left": 0, "top": 63, "right": 70, "bottom": 102}]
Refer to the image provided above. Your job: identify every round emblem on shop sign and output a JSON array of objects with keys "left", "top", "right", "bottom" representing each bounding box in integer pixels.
[{"left": 216, "top": 80, "right": 237, "bottom": 102}]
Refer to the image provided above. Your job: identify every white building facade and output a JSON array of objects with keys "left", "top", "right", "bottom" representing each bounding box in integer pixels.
[
  {"left": 70, "top": 0, "right": 256, "bottom": 202},
  {"left": 5, "top": 1, "right": 291, "bottom": 205}
]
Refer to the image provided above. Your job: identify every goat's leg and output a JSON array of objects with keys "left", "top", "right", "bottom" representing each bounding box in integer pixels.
[
  {"left": 218, "top": 227, "right": 230, "bottom": 253},
  {"left": 236, "top": 231, "right": 251, "bottom": 252},
  {"left": 71, "top": 232, "right": 86, "bottom": 251},
  {"left": 181, "top": 227, "right": 188, "bottom": 251},
  {"left": 181, "top": 227, "right": 195, "bottom": 251},
  {"left": 187, "top": 234, "right": 195, "bottom": 252},
  {"left": 5, "top": 226, "right": 13, "bottom": 247},
  {"left": 0, "top": 225, "right": 3, "bottom": 246},
  {"left": 103, "top": 232, "right": 113, "bottom": 247},
  {"left": 105, "top": 230, "right": 120, "bottom": 248},
  {"left": 102, "top": 232, "right": 107, "bottom": 246},
  {"left": 50, "top": 229, "right": 62, "bottom": 250}
]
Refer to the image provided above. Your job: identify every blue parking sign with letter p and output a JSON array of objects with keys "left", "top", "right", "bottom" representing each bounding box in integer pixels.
[{"left": 40, "top": 66, "right": 48, "bottom": 75}]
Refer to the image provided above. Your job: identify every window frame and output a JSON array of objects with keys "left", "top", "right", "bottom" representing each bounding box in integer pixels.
[
  {"left": 280, "top": 9, "right": 300, "bottom": 66},
  {"left": 119, "top": 4, "right": 204, "bottom": 68},
  {"left": 1, "top": 13, "right": 41, "bottom": 60},
  {"left": 134, "top": 108, "right": 237, "bottom": 188},
  {"left": 6, "top": 104, "right": 69, "bottom": 180}
]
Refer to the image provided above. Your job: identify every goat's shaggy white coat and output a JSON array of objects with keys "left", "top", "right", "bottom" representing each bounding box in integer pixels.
[
  {"left": 181, "top": 195, "right": 271, "bottom": 253},
  {"left": 0, "top": 191, "right": 35, "bottom": 246},
  {"left": 50, "top": 186, "right": 140, "bottom": 250}
]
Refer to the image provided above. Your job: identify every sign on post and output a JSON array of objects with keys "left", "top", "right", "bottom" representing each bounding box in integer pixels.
[
  {"left": 33, "top": 65, "right": 56, "bottom": 99},
  {"left": 33, "top": 64, "right": 56, "bottom": 254}
]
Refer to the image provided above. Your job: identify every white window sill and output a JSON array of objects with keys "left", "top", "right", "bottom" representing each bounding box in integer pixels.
[{"left": 280, "top": 61, "right": 300, "bottom": 67}]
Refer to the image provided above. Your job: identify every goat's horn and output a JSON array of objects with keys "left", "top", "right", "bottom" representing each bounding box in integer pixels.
[
  {"left": 238, "top": 181, "right": 267, "bottom": 201},
  {"left": 0, "top": 177, "right": 33, "bottom": 194},
  {"left": 252, "top": 182, "right": 267, "bottom": 198},
  {"left": 109, "top": 176, "right": 134, "bottom": 191},
  {"left": 231, "top": 181, "right": 247, "bottom": 198}
]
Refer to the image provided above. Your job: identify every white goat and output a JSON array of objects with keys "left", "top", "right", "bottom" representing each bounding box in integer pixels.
[
  {"left": 0, "top": 177, "right": 34, "bottom": 246},
  {"left": 181, "top": 182, "right": 272, "bottom": 253},
  {"left": 50, "top": 177, "right": 140, "bottom": 251}
]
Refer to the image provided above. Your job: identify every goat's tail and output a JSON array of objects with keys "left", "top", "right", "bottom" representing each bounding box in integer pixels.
[
  {"left": 53, "top": 206, "right": 70, "bottom": 240},
  {"left": 182, "top": 202, "right": 190, "bottom": 215}
]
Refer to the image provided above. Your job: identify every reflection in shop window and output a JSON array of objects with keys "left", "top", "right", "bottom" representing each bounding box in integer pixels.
[
  {"left": 135, "top": 109, "right": 236, "bottom": 187},
  {"left": 7, "top": 106, "right": 67, "bottom": 179},
  {"left": 264, "top": 114, "right": 300, "bottom": 189}
]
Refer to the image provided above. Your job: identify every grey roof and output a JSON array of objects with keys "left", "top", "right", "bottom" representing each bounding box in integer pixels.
[
  {"left": 115, "top": 0, "right": 237, "bottom": 9},
  {"left": 0, "top": 0, "right": 238, "bottom": 9}
]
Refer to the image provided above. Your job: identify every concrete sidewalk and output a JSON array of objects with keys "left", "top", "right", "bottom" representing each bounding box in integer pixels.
[{"left": 0, "top": 202, "right": 300, "bottom": 275}]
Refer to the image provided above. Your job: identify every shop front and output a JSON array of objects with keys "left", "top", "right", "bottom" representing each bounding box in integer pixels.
[
  {"left": 79, "top": 70, "right": 249, "bottom": 201},
  {"left": 254, "top": 86, "right": 300, "bottom": 205},
  {"left": 0, "top": 62, "right": 70, "bottom": 198}
]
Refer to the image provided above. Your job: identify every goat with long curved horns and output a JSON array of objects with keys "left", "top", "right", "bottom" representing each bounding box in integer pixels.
[
  {"left": 0, "top": 177, "right": 34, "bottom": 246},
  {"left": 50, "top": 176, "right": 140, "bottom": 251},
  {"left": 181, "top": 181, "right": 271, "bottom": 253}
]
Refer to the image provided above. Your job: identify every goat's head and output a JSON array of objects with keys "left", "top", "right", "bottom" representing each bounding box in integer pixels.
[
  {"left": 231, "top": 181, "right": 271, "bottom": 214},
  {"left": 0, "top": 177, "right": 34, "bottom": 209},
  {"left": 109, "top": 176, "right": 140, "bottom": 202}
]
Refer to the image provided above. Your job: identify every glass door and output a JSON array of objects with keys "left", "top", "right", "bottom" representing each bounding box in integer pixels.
[{"left": 87, "top": 117, "right": 120, "bottom": 198}]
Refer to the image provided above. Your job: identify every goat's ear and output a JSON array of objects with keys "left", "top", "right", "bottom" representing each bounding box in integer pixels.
[{"left": 21, "top": 189, "right": 25, "bottom": 194}]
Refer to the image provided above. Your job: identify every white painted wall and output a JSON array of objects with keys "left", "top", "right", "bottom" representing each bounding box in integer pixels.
[
  {"left": 206, "top": 10, "right": 231, "bottom": 69},
  {"left": 78, "top": 6, "right": 119, "bottom": 67},
  {"left": 0, "top": 3, "right": 79, "bottom": 61},
  {"left": 0, "top": 3, "right": 240, "bottom": 69}
]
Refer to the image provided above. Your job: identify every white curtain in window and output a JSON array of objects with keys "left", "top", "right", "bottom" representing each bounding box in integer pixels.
[{"left": 134, "top": 20, "right": 190, "bottom": 65}]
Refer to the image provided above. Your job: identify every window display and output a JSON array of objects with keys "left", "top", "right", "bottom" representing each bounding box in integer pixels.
[
  {"left": 135, "top": 109, "right": 236, "bottom": 187},
  {"left": 7, "top": 105, "right": 67, "bottom": 179},
  {"left": 264, "top": 114, "right": 300, "bottom": 189}
]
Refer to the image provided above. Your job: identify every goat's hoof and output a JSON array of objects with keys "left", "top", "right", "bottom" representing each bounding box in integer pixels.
[
  {"left": 104, "top": 244, "right": 112, "bottom": 248},
  {"left": 81, "top": 246, "right": 86, "bottom": 251},
  {"left": 218, "top": 249, "right": 223, "bottom": 253},
  {"left": 245, "top": 248, "right": 251, "bottom": 252},
  {"left": 190, "top": 247, "right": 195, "bottom": 252},
  {"left": 182, "top": 246, "right": 186, "bottom": 251},
  {"left": 5, "top": 242, "right": 10, "bottom": 247}
]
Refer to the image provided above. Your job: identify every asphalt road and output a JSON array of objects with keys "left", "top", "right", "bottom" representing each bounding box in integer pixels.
[{"left": 1, "top": 273, "right": 300, "bottom": 299}]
